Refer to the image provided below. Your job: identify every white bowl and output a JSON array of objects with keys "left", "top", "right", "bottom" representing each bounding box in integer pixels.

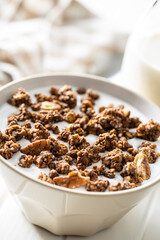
[{"left": 0, "top": 73, "right": 160, "bottom": 236}]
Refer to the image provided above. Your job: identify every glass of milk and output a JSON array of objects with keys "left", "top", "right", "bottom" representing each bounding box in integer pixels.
[{"left": 122, "top": 0, "right": 160, "bottom": 106}]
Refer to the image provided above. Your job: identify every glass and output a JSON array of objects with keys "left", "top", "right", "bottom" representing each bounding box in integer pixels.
[{"left": 122, "top": 0, "right": 160, "bottom": 106}]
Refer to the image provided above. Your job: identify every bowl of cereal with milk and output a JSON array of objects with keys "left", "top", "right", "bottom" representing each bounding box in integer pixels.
[{"left": 0, "top": 73, "right": 160, "bottom": 236}]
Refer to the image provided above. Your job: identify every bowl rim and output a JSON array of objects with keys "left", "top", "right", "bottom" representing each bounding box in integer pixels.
[{"left": 0, "top": 72, "right": 160, "bottom": 197}]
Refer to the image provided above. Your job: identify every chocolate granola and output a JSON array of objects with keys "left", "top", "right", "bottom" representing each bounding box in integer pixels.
[{"left": 1, "top": 84, "right": 159, "bottom": 192}]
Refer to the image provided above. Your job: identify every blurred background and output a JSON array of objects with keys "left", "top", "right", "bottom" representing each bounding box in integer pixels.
[{"left": 0, "top": 0, "right": 154, "bottom": 85}]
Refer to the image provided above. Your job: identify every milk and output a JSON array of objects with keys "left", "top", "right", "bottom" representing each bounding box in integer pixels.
[{"left": 122, "top": 33, "right": 160, "bottom": 106}]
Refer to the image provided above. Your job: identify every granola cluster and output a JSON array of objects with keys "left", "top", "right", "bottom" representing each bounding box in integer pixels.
[{"left": 0, "top": 85, "right": 159, "bottom": 192}]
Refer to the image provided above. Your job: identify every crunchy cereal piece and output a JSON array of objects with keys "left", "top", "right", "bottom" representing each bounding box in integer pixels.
[
  {"left": 121, "top": 179, "right": 136, "bottom": 190},
  {"left": 66, "top": 150, "right": 78, "bottom": 159},
  {"left": 117, "top": 137, "right": 132, "bottom": 151},
  {"left": 123, "top": 175, "right": 143, "bottom": 187},
  {"left": 35, "top": 157, "right": 50, "bottom": 168},
  {"left": 35, "top": 93, "right": 56, "bottom": 102},
  {"left": 85, "top": 108, "right": 96, "bottom": 118},
  {"left": 86, "top": 118, "right": 105, "bottom": 135},
  {"left": 99, "top": 106, "right": 106, "bottom": 113},
  {"left": 21, "top": 139, "right": 50, "bottom": 155},
  {"left": 86, "top": 179, "right": 109, "bottom": 192},
  {"left": 52, "top": 125, "right": 60, "bottom": 134},
  {"left": 102, "top": 149, "right": 123, "bottom": 172},
  {"left": 59, "top": 85, "right": 72, "bottom": 93},
  {"left": 99, "top": 105, "right": 114, "bottom": 113},
  {"left": 117, "top": 128, "right": 133, "bottom": 139},
  {"left": 48, "top": 161, "right": 56, "bottom": 170},
  {"left": 80, "top": 99, "right": 95, "bottom": 117},
  {"left": 75, "top": 116, "right": 89, "bottom": 128},
  {"left": 54, "top": 171, "right": 89, "bottom": 188},
  {"left": 69, "top": 123, "right": 85, "bottom": 136},
  {"left": 134, "top": 152, "right": 151, "bottom": 180},
  {"left": 40, "top": 101, "right": 61, "bottom": 111},
  {"left": 109, "top": 182, "right": 122, "bottom": 192},
  {"left": 134, "top": 119, "right": 160, "bottom": 141},
  {"left": 31, "top": 112, "right": 47, "bottom": 124},
  {"left": 139, "top": 141, "right": 156, "bottom": 148},
  {"left": 26, "top": 123, "right": 50, "bottom": 142},
  {"left": 41, "top": 151, "right": 55, "bottom": 163},
  {"left": 127, "top": 147, "right": 138, "bottom": 156},
  {"left": 31, "top": 110, "right": 63, "bottom": 124},
  {"left": 38, "top": 172, "right": 54, "bottom": 184},
  {"left": 87, "top": 89, "right": 99, "bottom": 100},
  {"left": 69, "top": 134, "right": 90, "bottom": 151},
  {"left": 5, "top": 124, "right": 26, "bottom": 141},
  {"left": 22, "top": 120, "right": 31, "bottom": 129},
  {"left": 35, "top": 151, "right": 55, "bottom": 168},
  {"left": 50, "top": 86, "right": 59, "bottom": 96},
  {"left": 0, "top": 140, "right": 21, "bottom": 159},
  {"left": 31, "top": 102, "right": 41, "bottom": 111},
  {"left": 57, "top": 128, "right": 70, "bottom": 142},
  {"left": 123, "top": 153, "right": 134, "bottom": 164},
  {"left": 81, "top": 169, "right": 98, "bottom": 181},
  {"left": 49, "top": 169, "right": 59, "bottom": 179},
  {"left": 58, "top": 85, "right": 77, "bottom": 109},
  {"left": 138, "top": 141, "right": 160, "bottom": 163},
  {"left": 44, "top": 123, "right": 53, "bottom": 130},
  {"left": 98, "top": 104, "right": 116, "bottom": 113},
  {"left": 54, "top": 100, "right": 68, "bottom": 109},
  {"left": 81, "top": 94, "right": 95, "bottom": 105},
  {"left": 75, "top": 113, "right": 84, "bottom": 119},
  {"left": 17, "top": 104, "right": 32, "bottom": 121},
  {"left": 129, "top": 117, "right": 141, "bottom": 128},
  {"left": 86, "top": 145, "right": 101, "bottom": 163},
  {"left": 45, "top": 124, "right": 60, "bottom": 134},
  {"left": 97, "top": 106, "right": 130, "bottom": 131},
  {"left": 64, "top": 110, "right": 76, "bottom": 123},
  {"left": 92, "top": 164, "right": 106, "bottom": 175},
  {"left": 40, "top": 110, "right": 63, "bottom": 123},
  {"left": 76, "top": 87, "right": 86, "bottom": 94},
  {"left": 118, "top": 105, "right": 125, "bottom": 109},
  {"left": 63, "top": 155, "right": 76, "bottom": 165},
  {"left": 104, "top": 169, "right": 115, "bottom": 178},
  {"left": 7, "top": 115, "right": 18, "bottom": 126},
  {"left": 80, "top": 99, "right": 94, "bottom": 112},
  {"left": 95, "top": 130, "right": 118, "bottom": 152},
  {"left": 56, "top": 160, "right": 70, "bottom": 174},
  {"left": 60, "top": 107, "right": 72, "bottom": 117},
  {"left": 8, "top": 104, "right": 32, "bottom": 123},
  {"left": 18, "top": 155, "right": 34, "bottom": 168},
  {"left": 49, "top": 137, "right": 68, "bottom": 157},
  {"left": 8, "top": 88, "right": 32, "bottom": 106},
  {"left": 76, "top": 157, "right": 90, "bottom": 170},
  {"left": 77, "top": 145, "right": 101, "bottom": 170},
  {"left": 121, "top": 162, "right": 137, "bottom": 177},
  {"left": 98, "top": 114, "right": 121, "bottom": 130},
  {"left": 0, "top": 131, "right": 15, "bottom": 143}
]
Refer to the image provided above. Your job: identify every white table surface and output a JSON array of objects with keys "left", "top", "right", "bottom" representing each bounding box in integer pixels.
[{"left": 0, "top": 74, "right": 160, "bottom": 240}]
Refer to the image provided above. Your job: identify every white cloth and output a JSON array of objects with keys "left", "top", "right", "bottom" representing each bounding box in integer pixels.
[{"left": 0, "top": 0, "right": 129, "bottom": 84}]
